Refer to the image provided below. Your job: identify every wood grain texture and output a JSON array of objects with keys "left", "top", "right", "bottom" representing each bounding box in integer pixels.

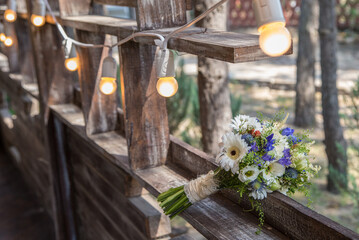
[
  {"left": 58, "top": 0, "right": 91, "bottom": 16},
  {"left": 61, "top": 15, "right": 292, "bottom": 63},
  {"left": 0, "top": 148, "right": 55, "bottom": 240},
  {"left": 136, "top": 0, "right": 187, "bottom": 30},
  {"left": 14, "top": 18, "right": 36, "bottom": 84},
  {"left": 75, "top": 32, "right": 117, "bottom": 135},
  {"left": 94, "top": 0, "right": 137, "bottom": 7},
  {"left": 120, "top": 41, "right": 169, "bottom": 170},
  {"left": 3, "top": 21, "right": 19, "bottom": 73}
]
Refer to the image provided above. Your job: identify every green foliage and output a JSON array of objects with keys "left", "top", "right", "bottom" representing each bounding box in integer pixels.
[{"left": 166, "top": 58, "right": 242, "bottom": 147}]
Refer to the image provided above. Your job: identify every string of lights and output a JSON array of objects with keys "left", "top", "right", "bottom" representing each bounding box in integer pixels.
[{"left": 1, "top": 0, "right": 292, "bottom": 98}]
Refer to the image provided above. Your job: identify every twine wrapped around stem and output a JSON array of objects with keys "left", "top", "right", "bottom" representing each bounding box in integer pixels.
[{"left": 184, "top": 170, "right": 219, "bottom": 203}]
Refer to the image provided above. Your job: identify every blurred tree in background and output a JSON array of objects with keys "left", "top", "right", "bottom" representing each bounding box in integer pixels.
[
  {"left": 319, "top": 0, "right": 348, "bottom": 193},
  {"left": 295, "top": 0, "right": 318, "bottom": 127}
]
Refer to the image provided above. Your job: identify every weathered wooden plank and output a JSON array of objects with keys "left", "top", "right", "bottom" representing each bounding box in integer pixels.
[
  {"left": 14, "top": 18, "right": 36, "bottom": 83},
  {"left": 61, "top": 15, "right": 292, "bottom": 63},
  {"left": 74, "top": 181, "right": 147, "bottom": 240},
  {"left": 136, "top": 0, "right": 187, "bottom": 30},
  {"left": 74, "top": 32, "right": 117, "bottom": 135},
  {"left": 135, "top": 165, "right": 287, "bottom": 240},
  {"left": 50, "top": 104, "right": 131, "bottom": 173},
  {"left": 58, "top": 0, "right": 91, "bottom": 17},
  {"left": 94, "top": 0, "right": 137, "bottom": 7},
  {"left": 68, "top": 147, "right": 170, "bottom": 239}
]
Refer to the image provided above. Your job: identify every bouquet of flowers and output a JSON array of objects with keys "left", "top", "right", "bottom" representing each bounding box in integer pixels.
[{"left": 157, "top": 113, "right": 321, "bottom": 232}]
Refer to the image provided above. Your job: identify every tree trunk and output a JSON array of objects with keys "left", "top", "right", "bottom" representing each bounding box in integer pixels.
[
  {"left": 295, "top": 0, "right": 318, "bottom": 127},
  {"left": 195, "top": 0, "right": 232, "bottom": 155},
  {"left": 319, "top": 0, "right": 347, "bottom": 193}
]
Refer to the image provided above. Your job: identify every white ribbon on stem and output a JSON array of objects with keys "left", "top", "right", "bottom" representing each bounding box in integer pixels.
[{"left": 184, "top": 170, "right": 219, "bottom": 204}]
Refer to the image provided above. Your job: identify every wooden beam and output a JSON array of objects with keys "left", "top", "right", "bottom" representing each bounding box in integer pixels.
[
  {"left": 74, "top": 33, "right": 117, "bottom": 135},
  {"left": 136, "top": 0, "right": 187, "bottom": 30},
  {"left": 61, "top": 15, "right": 292, "bottom": 63},
  {"left": 94, "top": 0, "right": 137, "bottom": 8},
  {"left": 58, "top": 0, "right": 91, "bottom": 16}
]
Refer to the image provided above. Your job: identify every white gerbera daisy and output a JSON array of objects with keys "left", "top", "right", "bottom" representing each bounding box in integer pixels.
[
  {"left": 217, "top": 132, "right": 250, "bottom": 174},
  {"left": 238, "top": 165, "right": 260, "bottom": 182},
  {"left": 230, "top": 115, "right": 262, "bottom": 133}
]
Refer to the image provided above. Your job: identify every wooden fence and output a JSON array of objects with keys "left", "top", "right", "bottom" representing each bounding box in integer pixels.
[{"left": 0, "top": 0, "right": 358, "bottom": 240}]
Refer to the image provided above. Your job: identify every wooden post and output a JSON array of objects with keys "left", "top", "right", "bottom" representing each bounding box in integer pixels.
[
  {"left": 14, "top": 18, "right": 36, "bottom": 84},
  {"left": 74, "top": 32, "right": 117, "bottom": 135},
  {"left": 3, "top": 21, "right": 19, "bottom": 73},
  {"left": 120, "top": 0, "right": 187, "bottom": 170}
]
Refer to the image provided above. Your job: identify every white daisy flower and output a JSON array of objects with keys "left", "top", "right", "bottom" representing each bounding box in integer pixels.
[
  {"left": 238, "top": 165, "right": 260, "bottom": 182},
  {"left": 217, "top": 132, "right": 250, "bottom": 174},
  {"left": 230, "top": 115, "right": 262, "bottom": 133}
]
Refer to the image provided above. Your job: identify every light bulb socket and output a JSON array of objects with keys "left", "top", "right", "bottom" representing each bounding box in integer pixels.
[
  {"left": 155, "top": 49, "right": 175, "bottom": 79},
  {"left": 63, "top": 39, "right": 74, "bottom": 59},
  {"left": 32, "top": 0, "right": 46, "bottom": 17},
  {"left": 252, "top": 0, "right": 285, "bottom": 30},
  {"left": 7, "top": 0, "right": 16, "bottom": 11},
  {"left": 101, "top": 56, "right": 117, "bottom": 80}
]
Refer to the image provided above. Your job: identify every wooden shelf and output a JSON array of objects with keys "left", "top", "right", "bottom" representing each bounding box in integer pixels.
[{"left": 61, "top": 15, "right": 292, "bottom": 63}]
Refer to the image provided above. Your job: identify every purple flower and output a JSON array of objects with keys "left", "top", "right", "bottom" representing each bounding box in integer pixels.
[
  {"left": 265, "top": 134, "right": 275, "bottom": 151},
  {"left": 262, "top": 153, "right": 275, "bottom": 162},
  {"left": 242, "top": 134, "right": 254, "bottom": 145},
  {"left": 281, "top": 127, "right": 294, "bottom": 136},
  {"left": 278, "top": 148, "right": 292, "bottom": 166},
  {"left": 249, "top": 142, "right": 259, "bottom": 152},
  {"left": 288, "top": 135, "right": 302, "bottom": 145},
  {"left": 253, "top": 154, "right": 263, "bottom": 167}
]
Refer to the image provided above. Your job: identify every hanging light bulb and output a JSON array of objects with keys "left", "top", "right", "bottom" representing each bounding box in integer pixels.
[
  {"left": 253, "top": 0, "right": 291, "bottom": 57},
  {"left": 31, "top": 0, "right": 46, "bottom": 27},
  {"left": 0, "top": 33, "right": 6, "bottom": 42},
  {"left": 155, "top": 49, "right": 178, "bottom": 98},
  {"left": 4, "top": 0, "right": 17, "bottom": 22},
  {"left": 99, "top": 55, "right": 117, "bottom": 95},
  {"left": 65, "top": 58, "right": 78, "bottom": 71},
  {"left": 4, "top": 36, "right": 13, "bottom": 47}
]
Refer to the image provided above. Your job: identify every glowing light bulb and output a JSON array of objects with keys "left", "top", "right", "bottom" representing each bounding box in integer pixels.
[
  {"left": 156, "top": 77, "right": 178, "bottom": 98},
  {"left": 4, "top": 9, "right": 17, "bottom": 22},
  {"left": 31, "top": 15, "right": 45, "bottom": 27},
  {"left": 258, "top": 22, "right": 291, "bottom": 57},
  {"left": 4, "top": 37, "right": 13, "bottom": 47},
  {"left": 99, "top": 77, "right": 117, "bottom": 95},
  {"left": 65, "top": 58, "right": 78, "bottom": 71},
  {"left": 0, "top": 33, "right": 6, "bottom": 42}
]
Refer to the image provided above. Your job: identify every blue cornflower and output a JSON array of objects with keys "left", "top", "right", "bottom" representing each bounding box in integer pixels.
[
  {"left": 253, "top": 153, "right": 263, "bottom": 167},
  {"left": 265, "top": 134, "right": 275, "bottom": 151},
  {"left": 262, "top": 153, "right": 275, "bottom": 162},
  {"left": 278, "top": 148, "right": 291, "bottom": 166},
  {"left": 288, "top": 135, "right": 302, "bottom": 145},
  {"left": 281, "top": 127, "right": 294, "bottom": 136},
  {"left": 242, "top": 134, "right": 254, "bottom": 145},
  {"left": 249, "top": 141, "right": 258, "bottom": 152},
  {"left": 285, "top": 167, "right": 299, "bottom": 179}
]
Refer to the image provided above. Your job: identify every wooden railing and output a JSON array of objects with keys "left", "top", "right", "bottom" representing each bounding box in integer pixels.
[{"left": 0, "top": 1, "right": 358, "bottom": 240}]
